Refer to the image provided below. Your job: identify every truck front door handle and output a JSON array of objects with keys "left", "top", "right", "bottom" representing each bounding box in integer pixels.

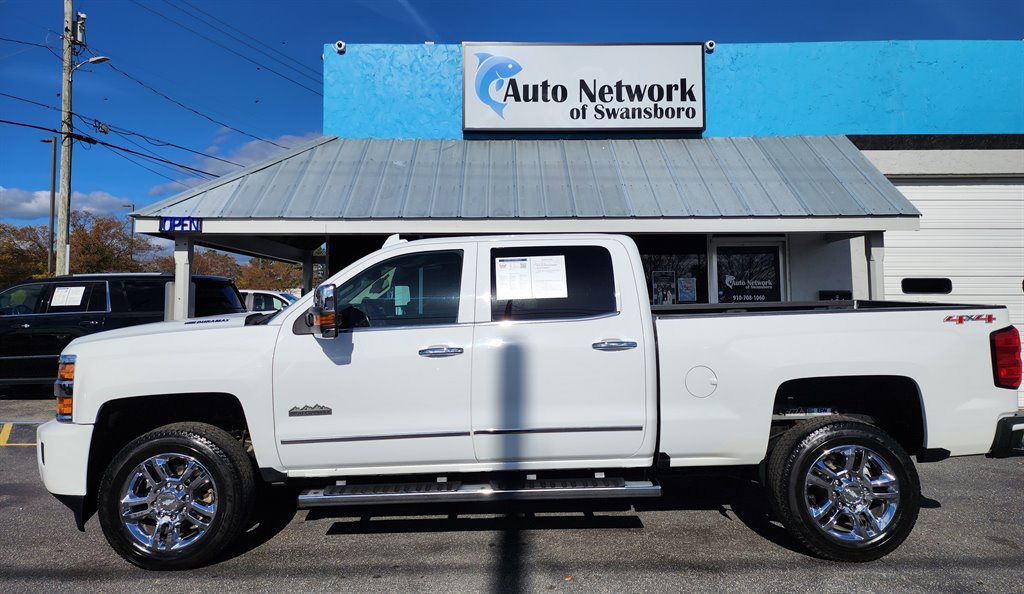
[
  {"left": 592, "top": 340, "right": 638, "bottom": 351},
  {"left": 418, "top": 346, "right": 465, "bottom": 358},
  {"left": 79, "top": 321, "right": 100, "bottom": 327},
  {"left": 17, "top": 323, "right": 30, "bottom": 329}
]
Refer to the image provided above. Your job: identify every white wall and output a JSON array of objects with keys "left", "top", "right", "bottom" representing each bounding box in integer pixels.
[{"left": 787, "top": 233, "right": 855, "bottom": 301}]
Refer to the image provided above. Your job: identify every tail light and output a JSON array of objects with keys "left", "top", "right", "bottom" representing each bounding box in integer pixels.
[{"left": 991, "top": 326, "right": 1022, "bottom": 389}]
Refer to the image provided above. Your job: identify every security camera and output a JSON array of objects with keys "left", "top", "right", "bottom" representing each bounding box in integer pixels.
[
  {"left": 704, "top": 40, "right": 715, "bottom": 53},
  {"left": 334, "top": 40, "right": 346, "bottom": 54}
]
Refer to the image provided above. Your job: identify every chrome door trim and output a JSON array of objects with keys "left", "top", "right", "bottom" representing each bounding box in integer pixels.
[
  {"left": 474, "top": 426, "right": 643, "bottom": 435},
  {"left": 281, "top": 431, "right": 471, "bottom": 446}
]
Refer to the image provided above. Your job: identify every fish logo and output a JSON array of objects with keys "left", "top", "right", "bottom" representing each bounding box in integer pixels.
[{"left": 474, "top": 52, "right": 522, "bottom": 119}]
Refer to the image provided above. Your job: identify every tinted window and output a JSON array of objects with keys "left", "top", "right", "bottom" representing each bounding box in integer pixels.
[
  {"left": 252, "top": 293, "right": 285, "bottom": 311},
  {"left": 901, "top": 278, "right": 953, "bottom": 295},
  {"left": 0, "top": 283, "right": 49, "bottom": 316},
  {"left": 194, "top": 281, "right": 246, "bottom": 316},
  {"left": 122, "top": 280, "right": 167, "bottom": 313},
  {"left": 490, "top": 245, "right": 616, "bottom": 322},
  {"left": 44, "top": 282, "right": 107, "bottom": 314},
  {"left": 337, "top": 250, "right": 463, "bottom": 328}
]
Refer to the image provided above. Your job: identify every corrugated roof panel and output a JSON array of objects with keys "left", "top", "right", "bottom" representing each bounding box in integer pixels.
[
  {"left": 588, "top": 141, "right": 630, "bottom": 217},
  {"left": 372, "top": 139, "right": 417, "bottom": 218},
  {"left": 135, "top": 135, "right": 920, "bottom": 223},
  {"left": 429, "top": 140, "right": 466, "bottom": 217},
  {"left": 461, "top": 141, "right": 491, "bottom": 218},
  {"left": 608, "top": 140, "right": 661, "bottom": 217},
  {"left": 402, "top": 140, "right": 442, "bottom": 217},
  {"left": 756, "top": 136, "right": 842, "bottom": 216},
  {"left": 514, "top": 142, "right": 546, "bottom": 218},
  {"left": 658, "top": 142, "right": 714, "bottom": 216},
  {"left": 730, "top": 138, "right": 808, "bottom": 216},
  {"left": 343, "top": 140, "right": 392, "bottom": 218},
  {"left": 289, "top": 138, "right": 345, "bottom": 219},
  {"left": 488, "top": 141, "right": 516, "bottom": 218},
  {"left": 249, "top": 148, "right": 315, "bottom": 218},
  {"left": 705, "top": 138, "right": 777, "bottom": 216},
  {"left": 311, "top": 138, "right": 367, "bottom": 218}
]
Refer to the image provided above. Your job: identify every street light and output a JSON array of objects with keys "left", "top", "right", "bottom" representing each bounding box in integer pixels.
[
  {"left": 73, "top": 55, "right": 109, "bottom": 71},
  {"left": 122, "top": 203, "right": 135, "bottom": 263}
]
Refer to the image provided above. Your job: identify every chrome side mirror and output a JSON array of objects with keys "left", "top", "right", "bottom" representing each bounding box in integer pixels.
[{"left": 310, "top": 284, "right": 337, "bottom": 338}]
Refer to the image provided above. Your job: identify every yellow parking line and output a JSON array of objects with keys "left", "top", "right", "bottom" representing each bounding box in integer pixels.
[{"left": 0, "top": 423, "right": 35, "bottom": 446}]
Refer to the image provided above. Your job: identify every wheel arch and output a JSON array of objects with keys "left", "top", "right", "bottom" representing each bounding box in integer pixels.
[
  {"left": 85, "top": 393, "right": 251, "bottom": 520},
  {"left": 769, "top": 375, "right": 926, "bottom": 459}
]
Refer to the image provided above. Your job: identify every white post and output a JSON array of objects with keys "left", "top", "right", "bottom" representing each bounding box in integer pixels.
[
  {"left": 173, "top": 236, "right": 193, "bottom": 320},
  {"left": 866, "top": 231, "right": 885, "bottom": 301}
]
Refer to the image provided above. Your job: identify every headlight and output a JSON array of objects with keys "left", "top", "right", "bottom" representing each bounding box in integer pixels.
[{"left": 55, "top": 354, "right": 75, "bottom": 422}]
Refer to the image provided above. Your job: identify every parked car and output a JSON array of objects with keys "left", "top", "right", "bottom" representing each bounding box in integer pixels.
[
  {"left": 0, "top": 273, "right": 245, "bottom": 394},
  {"left": 240, "top": 289, "right": 297, "bottom": 313},
  {"left": 36, "top": 234, "right": 1022, "bottom": 569}
]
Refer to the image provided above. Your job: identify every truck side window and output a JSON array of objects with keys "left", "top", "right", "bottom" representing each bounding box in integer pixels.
[
  {"left": 490, "top": 245, "right": 616, "bottom": 322},
  {"left": 336, "top": 250, "right": 463, "bottom": 328}
]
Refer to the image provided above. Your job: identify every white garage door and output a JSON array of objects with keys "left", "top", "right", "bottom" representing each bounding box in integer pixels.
[{"left": 884, "top": 181, "right": 1024, "bottom": 408}]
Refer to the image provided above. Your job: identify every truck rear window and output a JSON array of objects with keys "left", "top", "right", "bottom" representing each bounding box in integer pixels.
[{"left": 490, "top": 245, "right": 616, "bottom": 322}]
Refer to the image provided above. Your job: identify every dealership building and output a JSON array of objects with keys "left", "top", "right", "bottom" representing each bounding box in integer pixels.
[{"left": 134, "top": 39, "right": 1023, "bottom": 401}]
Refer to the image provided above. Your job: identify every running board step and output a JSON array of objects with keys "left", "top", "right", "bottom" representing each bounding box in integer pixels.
[{"left": 297, "top": 477, "right": 660, "bottom": 508}]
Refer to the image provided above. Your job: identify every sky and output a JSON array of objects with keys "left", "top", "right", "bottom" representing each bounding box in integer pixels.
[{"left": 1, "top": 0, "right": 1022, "bottom": 230}]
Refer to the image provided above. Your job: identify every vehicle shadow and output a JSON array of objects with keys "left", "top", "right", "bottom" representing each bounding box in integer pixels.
[{"left": 217, "top": 483, "right": 300, "bottom": 563}]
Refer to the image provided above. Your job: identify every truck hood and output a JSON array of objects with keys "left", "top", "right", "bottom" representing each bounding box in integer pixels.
[{"left": 69, "top": 312, "right": 256, "bottom": 346}]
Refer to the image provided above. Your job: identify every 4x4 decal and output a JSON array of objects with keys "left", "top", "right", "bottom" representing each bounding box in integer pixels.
[{"left": 944, "top": 314, "right": 995, "bottom": 325}]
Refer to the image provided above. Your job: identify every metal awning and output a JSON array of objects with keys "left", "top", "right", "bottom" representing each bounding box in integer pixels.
[{"left": 135, "top": 135, "right": 919, "bottom": 261}]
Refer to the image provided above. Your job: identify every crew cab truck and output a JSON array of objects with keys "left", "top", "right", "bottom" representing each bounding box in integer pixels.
[{"left": 37, "top": 234, "right": 1023, "bottom": 570}]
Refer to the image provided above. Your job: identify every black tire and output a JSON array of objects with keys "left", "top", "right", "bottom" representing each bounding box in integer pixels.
[
  {"left": 766, "top": 416, "right": 920, "bottom": 562},
  {"left": 97, "top": 422, "right": 255, "bottom": 570}
]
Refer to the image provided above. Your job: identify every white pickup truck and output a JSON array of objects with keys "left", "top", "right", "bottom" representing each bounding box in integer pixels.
[{"left": 37, "top": 234, "right": 1022, "bottom": 569}]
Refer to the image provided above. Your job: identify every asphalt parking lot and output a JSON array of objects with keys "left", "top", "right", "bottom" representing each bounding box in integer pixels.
[{"left": 2, "top": 396, "right": 1022, "bottom": 593}]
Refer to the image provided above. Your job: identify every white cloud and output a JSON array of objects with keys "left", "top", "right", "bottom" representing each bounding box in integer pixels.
[
  {"left": 147, "top": 131, "right": 321, "bottom": 197},
  {"left": 0, "top": 186, "right": 135, "bottom": 219}
]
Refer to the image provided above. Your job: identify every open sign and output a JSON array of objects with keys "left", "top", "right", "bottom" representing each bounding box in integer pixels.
[{"left": 159, "top": 216, "right": 202, "bottom": 233}]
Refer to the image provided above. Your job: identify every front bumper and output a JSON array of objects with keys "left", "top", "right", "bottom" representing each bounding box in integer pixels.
[
  {"left": 988, "top": 413, "right": 1024, "bottom": 458},
  {"left": 37, "top": 420, "right": 94, "bottom": 529}
]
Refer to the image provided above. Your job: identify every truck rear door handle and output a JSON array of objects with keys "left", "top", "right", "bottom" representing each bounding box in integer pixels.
[
  {"left": 418, "top": 346, "right": 465, "bottom": 358},
  {"left": 17, "top": 323, "right": 30, "bottom": 329},
  {"left": 79, "top": 321, "right": 100, "bottom": 327},
  {"left": 592, "top": 340, "right": 638, "bottom": 351}
]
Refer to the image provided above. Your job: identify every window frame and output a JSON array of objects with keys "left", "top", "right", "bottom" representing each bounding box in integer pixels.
[
  {"left": 481, "top": 243, "right": 621, "bottom": 325},
  {"left": 333, "top": 247, "right": 470, "bottom": 332}
]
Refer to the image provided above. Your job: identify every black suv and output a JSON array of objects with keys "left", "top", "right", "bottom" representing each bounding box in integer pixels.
[{"left": 0, "top": 273, "right": 246, "bottom": 394}]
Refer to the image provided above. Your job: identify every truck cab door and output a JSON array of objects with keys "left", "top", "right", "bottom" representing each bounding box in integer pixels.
[
  {"left": 470, "top": 240, "right": 652, "bottom": 465},
  {"left": 272, "top": 243, "right": 477, "bottom": 472}
]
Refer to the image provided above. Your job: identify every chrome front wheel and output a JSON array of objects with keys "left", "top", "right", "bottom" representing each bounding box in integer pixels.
[
  {"left": 119, "top": 453, "right": 218, "bottom": 552},
  {"left": 98, "top": 423, "right": 255, "bottom": 570}
]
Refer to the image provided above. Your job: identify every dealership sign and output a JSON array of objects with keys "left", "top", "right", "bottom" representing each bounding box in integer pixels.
[{"left": 463, "top": 43, "right": 705, "bottom": 132}]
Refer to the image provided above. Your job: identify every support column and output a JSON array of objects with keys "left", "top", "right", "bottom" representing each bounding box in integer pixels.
[
  {"left": 302, "top": 251, "right": 314, "bottom": 295},
  {"left": 865, "top": 231, "right": 885, "bottom": 301},
  {"left": 173, "top": 236, "right": 194, "bottom": 320}
]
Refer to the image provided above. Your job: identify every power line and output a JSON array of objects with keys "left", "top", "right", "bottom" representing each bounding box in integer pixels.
[
  {"left": 179, "top": 0, "right": 321, "bottom": 78},
  {"left": 0, "top": 91, "right": 245, "bottom": 168},
  {"left": 0, "top": 36, "right": 50, "bottom": 48},
  {"left": 166, "top": 0, "right": 321, "bottom": 83},
  {"left": 98, "top": 143, "right": 195, "bottom": 189},
  {"left": 126, "top": 0, "right": 322, "bottom": 97},
  {"left": 0, "top": 118, "right": 219, "bottom": 177},
  {"left": 101, "top": 60, "right": 291, "bottom": 150}
]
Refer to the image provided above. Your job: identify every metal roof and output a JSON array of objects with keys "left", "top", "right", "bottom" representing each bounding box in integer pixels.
[{"left": 136, "top": 135, "right": 919, "bottom": 220}]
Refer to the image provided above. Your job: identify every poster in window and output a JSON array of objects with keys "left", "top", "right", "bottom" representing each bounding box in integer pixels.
[
  {"left": 677, "top": 277, "right": 697, "bottom": 302},
  {"left": 652, "top": 270, "right": 676, "bottom": 305},
  {"left": 716, "top": 246, "right": 781, "bottom": 303}
]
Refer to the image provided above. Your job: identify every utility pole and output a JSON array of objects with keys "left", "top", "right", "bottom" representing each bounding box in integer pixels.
[
  {"left": 40, "top": 137, "right": 57, "bottom": 275},
  {"left": 122, "top": 203, "right": 135, "bottom": 263},
  {"left": 55, "top": 0, "right": 75, "bottom": 276}
]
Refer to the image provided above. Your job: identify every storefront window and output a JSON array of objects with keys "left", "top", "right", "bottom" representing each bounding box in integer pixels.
[
  {"left": 631, "top": 235, "right": 709, "bottom": 305},
  {"left": 714, "top": 245, "right": 783, "bottom": 303}
]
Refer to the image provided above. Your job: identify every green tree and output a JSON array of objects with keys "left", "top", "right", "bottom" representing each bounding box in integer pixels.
[
  {"left": 0, "top": 223, "right": 48, "bottom": 287},
  {"left": 70, "top": 212, "right": 160, "bottom": 274}
]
